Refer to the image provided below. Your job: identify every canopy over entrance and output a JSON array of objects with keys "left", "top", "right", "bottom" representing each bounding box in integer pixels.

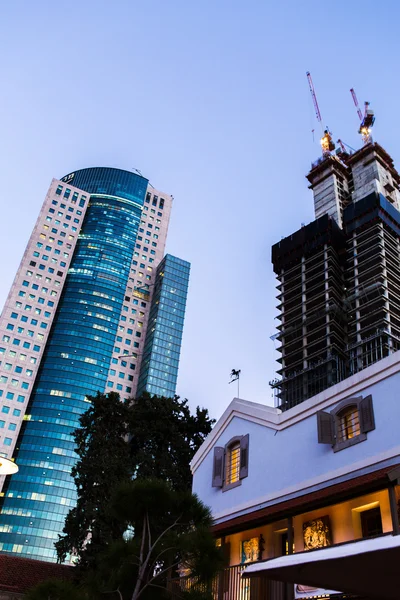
[{"left": 244, "top": 534, "right": 400, "bottom": 600}]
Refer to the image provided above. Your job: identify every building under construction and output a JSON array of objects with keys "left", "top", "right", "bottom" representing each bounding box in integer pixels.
[{"left": 271, "top": 82, "right": 400, "bottom": 410}]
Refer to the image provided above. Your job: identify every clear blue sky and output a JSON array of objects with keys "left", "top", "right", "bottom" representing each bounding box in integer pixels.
[{"left": 1, "top": 0, "right": 399, "bottom": 420}]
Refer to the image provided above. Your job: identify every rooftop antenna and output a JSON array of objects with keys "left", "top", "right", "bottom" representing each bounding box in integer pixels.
[
  {"left": 306, "top": 71, "right": 335, "bottom": 157},
  {"left": 350, "top": 88, "right": 375, "bottom": 144}
]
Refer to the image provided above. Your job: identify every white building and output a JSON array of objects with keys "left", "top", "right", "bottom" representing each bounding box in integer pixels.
[{"left": 190, "top": 352, "right": 400, "bottom": 599}]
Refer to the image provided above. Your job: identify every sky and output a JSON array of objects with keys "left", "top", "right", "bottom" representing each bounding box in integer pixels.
[{"left": 0, "top": 0, "right": 399, "bottom": 421}]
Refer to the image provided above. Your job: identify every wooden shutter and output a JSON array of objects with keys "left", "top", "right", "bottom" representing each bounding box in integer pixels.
[
  {"left": 212, "top": 446, "right": 224, "bottom": 487},
  {"left": 239, "top": 434, "right": 249, "bottom": 479},
  {"left": 360, "top": 395, "right": 375, "bottom": 433},
  {"left": 317, "top": 410, "right": 334, "bottom": 444}
]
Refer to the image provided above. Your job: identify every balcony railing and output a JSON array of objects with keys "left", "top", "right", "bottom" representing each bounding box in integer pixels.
[{"left": 167, "top": 562, "right": 287, "bottom": 600}]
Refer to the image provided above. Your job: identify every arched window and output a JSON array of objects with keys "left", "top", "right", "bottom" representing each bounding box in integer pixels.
[
  {"left": 337, "top": 405, "right": 360, "bottom": 442},
  {"left": 317, "top": 394, "right": 375, "bottom": 452},
  {"left": 212, "top": 434, "right": 249, "bottom": 489},
  {"left": 225, "top": 441, "right": 241, "bottom": 486}
]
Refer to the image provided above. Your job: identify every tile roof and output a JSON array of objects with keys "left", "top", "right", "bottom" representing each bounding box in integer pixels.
[{"left": 0, "top": 554, "right": 74, "bottom": 594}]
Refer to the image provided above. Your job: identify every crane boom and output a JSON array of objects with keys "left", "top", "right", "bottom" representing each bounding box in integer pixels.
[
  {"left": 307, "top": 71, "right": 322, "bottom": 124},
  {"left": 350, "top": 88, "right": 363, "bottom": 121},
  {"left": 350, "top": 87, "right": 375, "bottom": 144}
]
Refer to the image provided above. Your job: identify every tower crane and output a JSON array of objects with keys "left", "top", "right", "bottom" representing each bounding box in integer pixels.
[
  {"left": 306, "top": 71, "right": 335, "bottom": 157},
  {"left": 350, "top": 88, "right": 375, "bottom": 144}
]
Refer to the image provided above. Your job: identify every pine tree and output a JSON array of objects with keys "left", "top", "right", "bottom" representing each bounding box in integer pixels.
[
  {"left": 129, "top": 394, "right": 215, "bottom": 491},
  {"left": 55, "top": 392, "right": 132, "bottom": 567}
]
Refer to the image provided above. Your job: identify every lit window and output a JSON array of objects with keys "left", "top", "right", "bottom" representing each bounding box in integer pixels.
[
  {"left": 225, "top": 442, "right": 241, "bottom": 485},
  {"left": 338, "top": 406, "right": 360, "bottom": 442}
]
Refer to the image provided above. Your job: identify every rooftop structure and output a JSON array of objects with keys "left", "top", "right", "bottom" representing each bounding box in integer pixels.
[{"left": 271, "top": 140, "right": 400, "bottom": 410}]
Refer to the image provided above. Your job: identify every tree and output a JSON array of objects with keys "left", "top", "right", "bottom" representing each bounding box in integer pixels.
[
  {"left": 55, "top": 392, "right": 215, "bottom": 570},
  {"left": 129, "top": 394, "right": 215, "bottom": 491},
  {"left": 93, "top": 479, "right": 223, "bottom": 600},
  {"left": 55, "top": 392, "right": 132, "bottom": 567},
  {"left": 25, "top": 579, "right": 85, "bottom": 600}
]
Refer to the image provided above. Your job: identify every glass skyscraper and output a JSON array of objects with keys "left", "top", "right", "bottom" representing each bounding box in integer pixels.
[
  {"left": 0, "top": 168, "right": 189, "bottom": 561},
  {"left": 137, "top": 255, "right": 190, "bottom": 397}
]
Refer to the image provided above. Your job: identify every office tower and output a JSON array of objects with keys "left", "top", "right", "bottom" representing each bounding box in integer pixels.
[
  {"left": 271, "top": 142, "right": 400, "bottom": 411},
  {"left": 136, "top": 254, "right": 190, "bottom": 398},
  {"left": 0, "top": 168, "right": 190, "bottom": 561}
]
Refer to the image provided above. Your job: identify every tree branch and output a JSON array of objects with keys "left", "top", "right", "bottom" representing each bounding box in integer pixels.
[
  {"left": 135, "top": 560, "right": 182, "bottom": 599},
  {"left": 102, "top": 588, "right": 123, "bottom": 600},
  {"left": 146, "top": 512, "right": 151, "bottom": 554},
  {"left": 149, "top": 545, "right": 178, "bottom": 573}
]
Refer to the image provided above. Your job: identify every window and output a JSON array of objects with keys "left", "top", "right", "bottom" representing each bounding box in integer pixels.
[
  {"left": 338, "top": 406, "right": 360, "bottom": 443},
  {"left": 225, "top": 441, "right": 240, "bottom": 486},
  {"left": 317, "top": 395, "right": 375, "bottom": 452},
  {"left": 360, "top": 507, "right": 383, "bottom": 538},
  {"left": 212, "top": 435, "right": 249, "bottom": 490}
]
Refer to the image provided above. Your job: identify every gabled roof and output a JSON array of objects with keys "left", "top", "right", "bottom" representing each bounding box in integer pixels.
[
  {"left": 0, "top": 554, "right": 74, "bottom": 594},
  {"left": 191, "top": 398, "right": 280, "bottom": 472},
  {"left": 191, "top": 349, "right": 400, "bottom": 473}
]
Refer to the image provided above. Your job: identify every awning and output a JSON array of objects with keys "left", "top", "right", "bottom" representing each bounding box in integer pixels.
[{"left": 244, "top": 534, "right": 400, "bottom": 600}]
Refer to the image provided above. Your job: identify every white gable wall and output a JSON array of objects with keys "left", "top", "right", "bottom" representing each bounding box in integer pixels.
[{"left": 192, "top": 351, "right": 400, "bottom": 524}]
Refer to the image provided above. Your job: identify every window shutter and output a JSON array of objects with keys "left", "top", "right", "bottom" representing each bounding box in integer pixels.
[
  {"left": 317, "top": 410, "right": 334, "bottom": 444},
  {"left": 212, "top": 447, "right": 224, "bottom": 488},
  {"left": 359, "top": 395, "right": 375, "bottom": 433},
  {"left": 239, "top": 434, "right": 249, "bottom": 479}
]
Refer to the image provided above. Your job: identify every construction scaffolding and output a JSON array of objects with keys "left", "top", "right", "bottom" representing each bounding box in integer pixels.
[{"left": 271, "top": 142, "right": 400, "bottom": 412}]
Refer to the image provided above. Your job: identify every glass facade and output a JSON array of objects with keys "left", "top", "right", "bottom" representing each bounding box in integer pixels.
[
  {"left": 137, "top": 255, "right": 190, "bottom": 398},
  {"left": 0, "top": 168, "right": 147, "bottom": 561}
]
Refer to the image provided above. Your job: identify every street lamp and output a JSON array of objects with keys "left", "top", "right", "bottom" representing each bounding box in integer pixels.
[{"left": 0, "top": 457, "right": 18, "bottom": 475}]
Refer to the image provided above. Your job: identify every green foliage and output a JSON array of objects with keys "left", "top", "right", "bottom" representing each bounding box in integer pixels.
[
  {"left": 53, "top": 391, "right": 216, "bottom": 598},
  {"left": 95, "top": 479, "right": 223, "bottom": 600},
  {"left": 129, "top": 394, "right": 215, "bottom": 491},
  {"left": 55, "top": 392, "right": 132, "bottom": 567},
  {"left": 25, "top": 579, "right": 85, "bottom": 600}
]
